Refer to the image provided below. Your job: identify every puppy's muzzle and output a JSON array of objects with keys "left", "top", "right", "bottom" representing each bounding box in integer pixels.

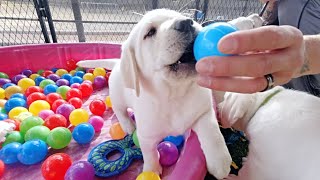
[{"left": 174, "top": 19, "right": 195, "bottom": 33}]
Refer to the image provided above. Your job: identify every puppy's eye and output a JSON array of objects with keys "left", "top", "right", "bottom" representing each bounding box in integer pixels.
[{"left": 144, "top": 27, "right": 157, "bottom": 39}]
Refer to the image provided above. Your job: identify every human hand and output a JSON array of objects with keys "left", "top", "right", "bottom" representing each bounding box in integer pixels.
[{"left": 196, "top": 25, "right": 305, "bottom": 93}]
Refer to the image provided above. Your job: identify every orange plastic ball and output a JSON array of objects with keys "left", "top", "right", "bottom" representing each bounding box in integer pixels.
[
  {"left": 109, "top": 122, "right": 126, "bottom": 140},
  {"left": 5, "top": 86, "right": 23, "bottom": 99},
  {"left": 0, "top": 99, "right": 7, "bottom": 108}
]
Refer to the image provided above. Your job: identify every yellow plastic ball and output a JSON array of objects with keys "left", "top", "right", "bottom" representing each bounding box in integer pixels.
[
  {"left": 29, "top": 100, "right": 51, "bottom": 116},
  {"left": 0, "top": 88, "right": 5, "bottom": 99},
  {"left": 55, "top": 69, "right": 68, "bottom": 77},
  {"left": 18, "top": 78, "right": 35, "bottom": 92},
  {"left": 69, "top": 109, "right": 89, "bottom": 126},
  {"left": 0, "top": 99, "right": 7, "bottom": 108},
  {"left": 105, "top": 96, "right": 112, "bottom": 108},
  {"left": 29, "top": 74, "right": 40, "bottom": 80},
  {"left": 5, "top": 86, "right": 23, "bottom": 99},
  {"left": 136, "top": 172, "right": 161, "bottom": 180},
  {"left": 93, "top": 67, "right": 106, "bottom": 77},
  {"left": 83, "top": 73, "right": 95, "bottom": 82},
  {"left": 69, "top": 70, "right": 76, "bottom": 76},
  {"left": 9, "top": 107, "right": 29, "bottom": 119}
]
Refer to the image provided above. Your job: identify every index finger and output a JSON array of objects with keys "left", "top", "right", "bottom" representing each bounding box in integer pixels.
[{"left": 218, "top": 25, "right": 303, "bottom": 54}]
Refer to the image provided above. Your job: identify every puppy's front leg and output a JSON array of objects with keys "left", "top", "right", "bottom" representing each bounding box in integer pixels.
[
  {"left": 138, "top": 132, "right": 163, "bottom": 175},
  {"left": 192, "top": 109, "right": 232, "bottom": 179}
]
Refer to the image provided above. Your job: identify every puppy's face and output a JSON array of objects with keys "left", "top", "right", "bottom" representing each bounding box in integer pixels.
[{"left": 125, "top": 9, "right": 202, "bottom": 84}]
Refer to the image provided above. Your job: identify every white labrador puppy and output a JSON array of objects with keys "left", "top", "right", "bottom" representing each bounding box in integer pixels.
[
  {"left": 219, "top": 86, "right": 320, "bottom": 180},
  {"left": 77, "top": 9, "right": 263, "bottom": 179}
]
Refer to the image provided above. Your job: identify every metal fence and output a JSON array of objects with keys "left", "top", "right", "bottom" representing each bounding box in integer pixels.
[{"left": 0, "top": 0, "right": 263, "bottom": 46}]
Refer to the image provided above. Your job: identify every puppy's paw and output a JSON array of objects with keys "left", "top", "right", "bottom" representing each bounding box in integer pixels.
[
  {"left": 228, "top": 13, "right": 263, "bottom": 30},
  {"left": 122, "top": 121, "right": 136, "bottom": 134},
  {"left": 207, "top": 156, "right": 231, "bottom": 180},
  {"left": 247, "top": 14, "right": 264, "bottom": 28},
  {"left": 143, "top": 162, "right": 163, "bottom": 175}
]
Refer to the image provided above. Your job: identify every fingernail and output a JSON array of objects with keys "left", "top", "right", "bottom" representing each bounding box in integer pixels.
[
  {"left": 196, "top": 60, "right": 214, "bottom": 74},
  {"left": 219, "top": 36, "right": 238, "bottom": 54}
]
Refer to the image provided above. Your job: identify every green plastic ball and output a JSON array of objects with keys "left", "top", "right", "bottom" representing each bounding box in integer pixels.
[
  {"left": 56, "top": 86, "right": 71, "bottom": 100},
  {"left": 132, "top": 130, "right": 140, "bottom": 148},
  {"left": 39, "top": 79, "right": 55, "bottom": 89},
  {"left": 37, "top": 69, "right": 44, "bottom": 75},
  {"left": 3, "top": 131, "right": 24, "bottom": 146},
  {"left": 75, "top": 67, "right": 85, "bottom": 72},
  {"left": 46, "top": 127, "right": 72, "bottom": 149},
  {"left": 24, "top": 125, "right": 50, "bottom": 142},
  {"left": 19, "top": 116, "right": 44, "bottom": 136},
  {"left": 0, "top": 72, "right": 9, "bottom": 79},
  {"left": 0, "top": 107, "right": 6, "bottom": 114}
]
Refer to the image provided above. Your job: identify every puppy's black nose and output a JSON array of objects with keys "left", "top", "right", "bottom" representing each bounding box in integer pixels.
[{"left": 174, "top": 19, "right": 194, "bottom": 32}]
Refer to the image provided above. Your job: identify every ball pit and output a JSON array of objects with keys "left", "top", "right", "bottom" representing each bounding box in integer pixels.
[{"left": 0, "top": 43, "right": 208, "bottom": 180}]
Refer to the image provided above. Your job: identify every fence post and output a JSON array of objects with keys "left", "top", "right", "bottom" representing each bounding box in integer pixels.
[
  {"left": 71, "top": 0, "right": 86, "bottom": 42},
  {"left": 41, "top": 0, "right": 57, "bottom": 43},
  {"left": 152, "top": 0, "right": 158, "bottom": 9},
  {"left": 32, "top": 0, "right": 50, "bottom": 43},
  {"left": 202, "top": 0, "right": 209, "bottom": 21},
  {"left": 194, "top": 0, "right": 201, "bottom": 21}
]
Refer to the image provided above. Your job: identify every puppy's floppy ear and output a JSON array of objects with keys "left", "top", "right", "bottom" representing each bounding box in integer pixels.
[{"left": 120, "top": 45, "right": 140, "bottom": 97}]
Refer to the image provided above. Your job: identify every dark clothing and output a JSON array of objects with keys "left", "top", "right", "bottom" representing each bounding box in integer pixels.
[{"left": 278, "top": 0, "right": 320, "bottom": 96}]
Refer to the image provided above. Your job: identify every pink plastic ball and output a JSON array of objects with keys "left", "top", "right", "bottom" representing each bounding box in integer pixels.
[
  {"left": 157, "top": 141, "right": 179, "bottom": 166},
  {"left": 38, "top": 109, "right": 55, "bottom": 120},
  {"left": 88, "top": 116, "right": 104, "bottom": 132},
  {"left": 70, "top": 83, "right": 81, "bottom": 89}
]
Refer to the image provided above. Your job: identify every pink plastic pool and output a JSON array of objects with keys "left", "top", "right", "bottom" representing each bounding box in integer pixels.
[{"left": 0, "top": 43, "right": 207, "bottom": 180}]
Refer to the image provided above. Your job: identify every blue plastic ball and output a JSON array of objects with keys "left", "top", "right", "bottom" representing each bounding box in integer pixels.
[
  {"left": 74, "top": 71, "right": 85, "bottom": 78},
  {"left": 69, "top": 76, "right": 83, "bottom": 85},
  {"left": 0, "top": 142, "right": 22, "bottom": 164},
  {"left": 17, "top": 139, "right": 48, "bottom": 165},
  {"left": 4, "top": 97, "right": 27, "bottom": 112},
  {"left": 163, "top": 135, "right": 184, "bottom": 148},
  {"left": 72, "top": 123, "right": 95, "bottom": 144},
  {"left": 0, "top": 113, "right": 8, "bottom": 120},
  {"left": 61, "top": 74, "right": 73, "bottom": 81},
  {"left": 35, "top": 76, "right": 46, "bottom": 86},
  {"left": 51, "top": 68, "right": 59, "bottom": 73},
  {"left": 194, "top": 22, "right": 238, "bottom": 61},
  {"left": 10, "top": 93, "right": 27, "bottom": 101},
  {"left": 2, "top": 83, "right": 16, "bottom": 89},
  {"left": 43, "top": 84, "right": 59, "bottom": 95}
]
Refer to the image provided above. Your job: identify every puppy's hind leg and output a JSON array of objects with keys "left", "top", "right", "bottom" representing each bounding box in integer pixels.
[
  {"left": 192, "top": 109, "right": 232, "bottom": 179},
  {"left": 112, "top": 106, "right": 136, "bottom": 134}
]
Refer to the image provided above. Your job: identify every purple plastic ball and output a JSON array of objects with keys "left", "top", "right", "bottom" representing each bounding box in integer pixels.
[
  {"left": 38, "top": 109, "right": 55, "bottom": 120},
  {"left": 64, "top": 161, "right": 95, "bottom": 180},
  {"left": 0, "top": 78, "right": 12, "bottom": 87},
  {"left": 56, "top": 104, "right": 75, "bottom": 121},
  {"left": 21, "top": 69, "right": 33, "bottom": 77},
  {"left": 158, "top": 141, "right": 179, "bottom": 166},
  {"left": 56, "top": 79, "right": 70, "bottom": 87},
  {"left": 70, "top": 83, "right": 81, "bottom": 89},
  {"left": 12, "top": 74, "right": 27, "bottom": 84},
  {"left": 93, "top": 76, "right": 106, "bottom": 89},
  {"left": 88, "top": 116, "right": 104, "bottom": 132},
  {"left": 47, "top": 74, "right": 60, "bottom": 82}
]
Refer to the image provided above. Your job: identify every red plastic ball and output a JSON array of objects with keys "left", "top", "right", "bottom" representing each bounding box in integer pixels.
[
  {"left": 46, "top": 93, "right": 63, "bottom": 106},
  {"left": 25, "top": 86, "right": 43, "bottom": 97},
  {"left": 44, "top": 114, "right": 68, "bottom": 130},
  {"left": 89, "top": 99, "right": 106, "bottom": 116},
  {"left": 4, "top": 119, "right": 20, "bottom": 131},
  {"left": 87, "top": 68, "right": 94, "bottom": 74},
  {"left": 79, "top": 83, "right": 93, "bottom": 98},
  {"left": 68, "top": 97, "right": 83, "bottom": 109},
  {"left": 0, "top": 160, "right": 4, "bottom": 178},
  {"left": 66, "top": 88, "right": 83, "bottom": 101},
  {"left": 41, "top": 153, "right": 72, "bottom": 180},
  {"left": 27, "top": 92, "right": 46, "bottom": 106},
  {"left": 105, "top": 72, "right": 111, "bottom": 85},
  {"left": 66, "top": 59, "right": 77, "bottom": 71},
  {"left": 42, "top": 70, "right": 54, "bottom": 78},
  {"left": 51, "top": 99, "right": 67, "bottom": 112}
]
